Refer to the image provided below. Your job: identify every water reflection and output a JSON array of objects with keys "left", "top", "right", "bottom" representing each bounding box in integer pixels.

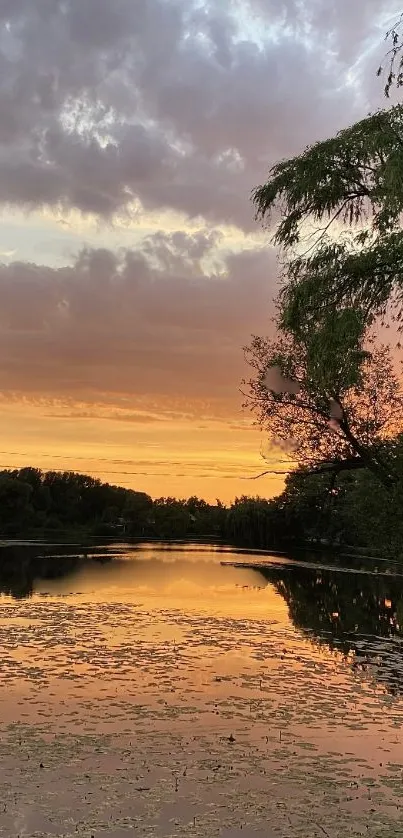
[
  {"left": 3, "top": 543, "right": 403, "bottom": 836},
  {"left": 0, "top": 544, "right": 85, "bottom": 599},
  {"left": 4, "top": 542, "right": 403, "bottom": 695},
  {"left": 258, "top": 562, "right": 403, "bottom": 695},
  {"left": 0, "top": 542, "right": 271, "bottom": 615}
]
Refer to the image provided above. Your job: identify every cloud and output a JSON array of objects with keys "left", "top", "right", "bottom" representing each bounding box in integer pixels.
[
  {"left": 43, "top": 410, "right": 166, "bottom": 424},
  {"left": 0, "top": 233, "right": 276, "bottom": 413},
  {"left": 0, "top": 0, "right": 391, "bottom": 230},
  {"left": 0, "top": 0, "right": 398, "bottom": 446}
]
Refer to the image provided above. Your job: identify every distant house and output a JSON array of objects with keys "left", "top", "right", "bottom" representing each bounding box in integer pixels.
[
  {"left": 116, "top": 517, "right": 127, "bottom": 534},
  {"left": 116, "top": 514, "right": 155, "bottom": 537}
]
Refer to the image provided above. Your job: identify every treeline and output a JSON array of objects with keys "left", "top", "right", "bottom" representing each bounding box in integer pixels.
[
  {"left": 227, "top": 435, "right": 403, "bottom": 558},
  {"left": 0, "top": 467, "right": 225, "bottom": 540},
  {"left": 1, "top": 455, "right": 403, "bottom": 557}
]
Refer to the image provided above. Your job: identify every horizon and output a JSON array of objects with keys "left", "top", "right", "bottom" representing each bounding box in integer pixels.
[
  {"left": 0, "top": 462, "right": 279, "bottom": 507},
  {"left": 0, "top": 0, "right": 399, "bottom": 503}
]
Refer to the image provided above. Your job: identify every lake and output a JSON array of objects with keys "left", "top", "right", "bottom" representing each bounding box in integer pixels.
[{"left": 1, "top": 541, "right": 403, "bottom": 837}]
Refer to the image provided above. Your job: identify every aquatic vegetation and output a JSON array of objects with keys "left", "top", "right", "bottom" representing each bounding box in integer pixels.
[{"left": 0, "top": 543, "right": 403, "bottom": 836}]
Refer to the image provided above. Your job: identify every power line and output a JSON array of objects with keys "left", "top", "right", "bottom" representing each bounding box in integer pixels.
[
  {"left": 0, "top": 464, "right": 177, "bottom": 477},
  {"left": 0, "top": 450, "right": 129, "bottom": 463},
  {"left": 0, "top": 449, "right": 292, "bottom": 468},
  {"left": 0, "top": 462, "right": 286, "bottom": 482},
  {"left": 0, "top": 463, "right": 275, "bottom": 480}
]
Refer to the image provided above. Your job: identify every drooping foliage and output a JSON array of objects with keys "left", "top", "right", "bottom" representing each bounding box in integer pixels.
[
  {"left": 378, "top": 12, "right": 403, "bottom": 97},
  {"left": 253, "top": 104, "right": 403, "bottom": 334},
  {"left": 253, "top": 106, "right": 403, "bottom": 245}
]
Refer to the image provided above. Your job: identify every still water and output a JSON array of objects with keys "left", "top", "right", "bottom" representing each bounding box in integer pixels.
[{"left": 1, "top": 542, "right": 403, "bottom": 837}]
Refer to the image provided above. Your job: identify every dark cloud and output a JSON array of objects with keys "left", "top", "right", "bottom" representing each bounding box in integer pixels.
[
  {"left": 0, "top": 233, "right": 276, "bottom": 409},
  {"left": 0, "top": 0, "right": 393, "bottom": 229},
  {"left": 0, "top": 1, "right": 397, "bottom": 419}
]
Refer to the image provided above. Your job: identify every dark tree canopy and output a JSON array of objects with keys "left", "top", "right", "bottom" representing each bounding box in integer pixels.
[
  {"left": 252, "top": 104, "right": 403, "bottom": 335},
  {"left": 245, "top": 326, "right": 403, "bottom": 489},
  {"left": 0, "top": 468, "right": 226, "bottom": 540}
]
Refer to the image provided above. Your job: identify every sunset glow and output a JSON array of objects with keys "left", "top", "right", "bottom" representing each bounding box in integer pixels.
[{"left": 0, "top": 0, "right": 396, "bottom": 501}]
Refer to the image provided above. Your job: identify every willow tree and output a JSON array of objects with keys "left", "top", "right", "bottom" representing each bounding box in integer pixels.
[
  {"left": 252, "top": 104, "right": 403, "bottom": 337},
  {"left": 244, "top": 313, "right": 403, "bottom": 490},
  {"left": 378, "top": 11, "right": 403, "bottom": 97}
]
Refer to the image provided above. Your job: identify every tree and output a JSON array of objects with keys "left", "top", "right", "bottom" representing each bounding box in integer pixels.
[
  {"left": 378, "top": 12, "right": 403, "bottom": 97},
  {"left": 333, "top": 456, "right": 403, "bottom": 556},
  {"left": 152, "top": 498, "right": 191, "bottom": 539},
  {"left": 123, "top": 490, "right": 153, "bottom": 536},
  {"left": 244, "top": 322, "right": 403, "bottom": 488},
  {"left": 277, "top": 469, "right": 342, "bottom": 544},
  {"left": 0, "top": 474, "right": 33, "bottom": 535},
  {"left": 225, "top": 496, "right": 283, "bottom": 548},
  {"left": 252, "top": 104, "right": 403, "bottom": 337}
]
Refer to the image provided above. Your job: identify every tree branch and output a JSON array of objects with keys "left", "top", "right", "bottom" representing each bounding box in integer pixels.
[{"left": 246, "top": 458, "right": 366, "bottom": 481}]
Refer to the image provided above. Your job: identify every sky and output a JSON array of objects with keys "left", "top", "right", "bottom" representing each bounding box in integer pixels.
[{"left": 0, "top": 0, "right": 400, "bottom": 503}]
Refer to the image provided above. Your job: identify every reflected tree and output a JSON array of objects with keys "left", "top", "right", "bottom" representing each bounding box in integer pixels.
[
  {"left": 0, "top": 546, "right": 83, "bottom": 599},
  {"left": 261, "top": 562, "right": 403, "bottom": 695}
]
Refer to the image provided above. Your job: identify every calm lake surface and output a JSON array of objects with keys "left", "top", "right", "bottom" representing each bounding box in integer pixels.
[{"left": 1, "top": 541, "right": 403, "bottom": 837}]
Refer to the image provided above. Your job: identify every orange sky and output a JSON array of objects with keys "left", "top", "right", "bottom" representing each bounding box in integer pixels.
[
  {"left": 0, "top": 1, "right": 394, "bottom": 503},
  {"left": 0, "top": 396, "right": 287, "bottom": 504},
  {"left": 0, "top": 232, "right": 286, "bottom": 503}
]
